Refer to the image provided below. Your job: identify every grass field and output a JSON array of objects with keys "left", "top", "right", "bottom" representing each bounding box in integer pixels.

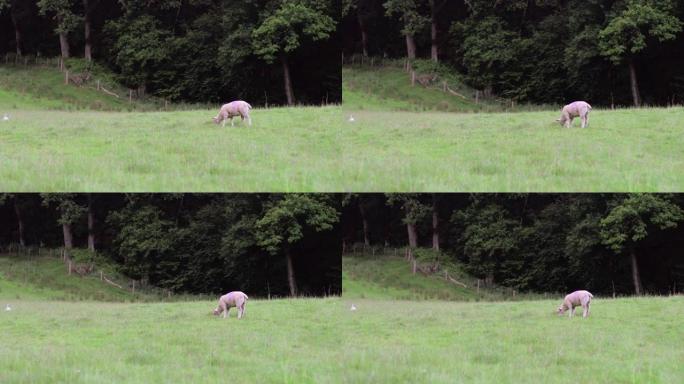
[
  {"left": 2, "top": 64, "right": 684, "bottom": 191},
  {"left": 2, "top": 254, "right": 683, "bottom": 383},
  {"left": 2, "top": 295, "right": 682, "bottom": 383}
]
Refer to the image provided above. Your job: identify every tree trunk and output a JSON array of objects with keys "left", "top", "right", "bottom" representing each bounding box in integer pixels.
[
  {"left": 10, "top": 7, "right": 22, "bottom": 56},
  {"left": 431, "top": 194, "right": 439, "bottom": 250},
  {"left": 62, "top": 223, "right": 73, "bottom": 258},
  {"left": 359, "top": 200, "right": 370, "bottom": 246},
  {"left": 59, "top": 33, "right": 70, "bottom": 58},
  {"left": 630, "top": 247, "right": 642, "bottom": 295},
  {"left": 429, "top": 2, "right": 438, "bottom": 62},
  {"left": 628, "top": 59, "right": 641, "bottom": 107},
  {"left": 285, "top": 247, "right": 297, "bottom": 297},
  {"left": 83, "top": 0, "right": 92, "bottom": 61},
  {"left": 358, "top": 15, "right": 369, "bottom": 57},
  {"left": 87, "top": 194, "right": 95, "bottom": 251},
  {"left": 407, "top": 222, "right": 418, "bottom": 249},
  {"left": 405, "top": 33, "right": 416, "bottom": 60},
  {"left": 13, "top": 197, "right": 25, "bottom": 247},
  {"left": 281, "top": 54, "right": 295, "bottom": 106}
]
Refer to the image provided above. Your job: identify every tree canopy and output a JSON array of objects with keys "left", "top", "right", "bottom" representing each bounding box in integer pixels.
[
  {"left": 341, "top": 194, "right": 684, "bottom": 295},
  {"left": 342, "top": 0, "right": 684, "bottom": 106},
  {"left": 0, "top": 0, "right": 341, "bottom": 105},
  {"left": 0, "top": 194, "right": 342, "bottom": 297}
]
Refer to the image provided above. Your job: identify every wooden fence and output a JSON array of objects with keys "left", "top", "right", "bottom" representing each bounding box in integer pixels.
[{"left": 2, "top": 53, "right": 170, "bottom": 108}]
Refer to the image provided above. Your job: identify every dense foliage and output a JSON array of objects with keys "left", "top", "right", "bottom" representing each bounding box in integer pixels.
[
  {"left": 0, "top": 194, "right": 342, "bottom": 297},
  {"left": 0, "top": 0, "right": 341, "bottom": 105},
  {"left": 340, "top": 194, "right": 684, "bottom": 295},
  {"left": 342, "top": 0, "right": 684, "bottom": 106}
]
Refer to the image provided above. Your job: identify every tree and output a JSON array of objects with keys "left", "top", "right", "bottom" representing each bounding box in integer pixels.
[
  {"left": 384, "top": 0, "right": 427, "bottom": 59},
  {"left": 0, "top": 194, "right": 25, "bottom": 247},
  {"left": 452, "top": 203, "right": 521, "bottom": 286},
  {"left": 107, "top": 203, "right": 175, "bottom": 281},
  {"left": 431, "top": 193, "right": 439, "bottom": 250},
  {"left": 82, "top": 0, "right": 101, "bottom": 61},
  {"left": 386, "top": 194, "right": 430, "bottom": 259},
  {"left": 87, "top": 194, "right": 95, "bottom": 251},
  {"left": 37, "top": 0, "right": 81, "bottom": 58},
  {"left": 452, "top": 16, "right": 520, "bottom": 95},
  {"left": 252, "top": 0, "right": 336, "bottom": 105},
  {"left": 256, "top": 194, "right": 339, "bottom": 296},
  {"left": 428, "top": 0, "right": 447, "bottom": 62},
  {"left": 104, "top": 15, "right": 172, "bottom": 91},
  {"left": 599, "top": 0, "right": 683, "bottom": 107},
  {"left": 41, "top": 194, "right": 86, "bottom": 257},
  {"left": 600, "top": 194, "right": 684, "bottom": 295},
  {"left": 0, "top": 0, "right": 24, "bottom": 56}
]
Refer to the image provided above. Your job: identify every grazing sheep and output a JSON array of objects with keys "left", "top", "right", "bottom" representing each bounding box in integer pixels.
[
  {"left": 213, "top": 101, "right": 252, "bottom": 127},
  {"left": 556, "top": 101, "right": 592, "bottom": 128},
  {"left": 557, "top": 290, "right": 593, "bottom": 318},
  {"left": 213, "top": 291, "right": 248, "bottom": 319}
]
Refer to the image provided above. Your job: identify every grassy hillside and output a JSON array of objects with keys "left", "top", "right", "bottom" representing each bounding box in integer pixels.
[
  {"left": 343, "top": 254, "right": 548, "bottom": 301},
  {"left": 343, "top": 66, "right": 485, "bottom": 112},
  {"left": 0, "top": 65, "right": 160, "bottom": 111},
  {"left": 0, "top": 253, "right": 156, "bottom": 302}
]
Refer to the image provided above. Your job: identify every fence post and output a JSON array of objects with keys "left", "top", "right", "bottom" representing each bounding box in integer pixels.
[
  {"left": 65, "top": 70, "right": 69, "bottom": 85},
  {"left": 411, "top": 71, "right": 416, "bottom": 87},
  {"left": 97, "top": 80, "right": 100, "bottom": 91},
  {"left": 100, "top": 270, "right": 103, "bottom": 281},
  {"left": 68, "top": 260, "right": 72, "bottom": 275}
]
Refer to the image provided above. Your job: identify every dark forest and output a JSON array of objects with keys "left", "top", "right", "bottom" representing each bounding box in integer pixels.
[
  {"left": 0, "top": 0, "right": 341, "bottom": 105},
  {"left": 342, "top": 0, "right": 684, "bottom": 107},
  {"left": 0, "top": 193, "right": 343, "bottom": 297},
  {"left": 341, "top": 193, "right": 684, "bottom": 296}
]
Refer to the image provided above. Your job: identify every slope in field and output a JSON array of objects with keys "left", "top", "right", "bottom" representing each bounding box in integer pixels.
[
  {"left": 343, "top": 252, "right": 545, "bottom": 301},
  {"left": 0, "top": 252, "right": 155, "bottom": 301},
  {"left": 343, "top": 65, "right": 487, "bottom": 113},
  {"left": 0, "top": 65, "right": 159, "bottom": 111}
]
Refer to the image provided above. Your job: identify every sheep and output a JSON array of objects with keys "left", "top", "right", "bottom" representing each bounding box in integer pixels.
[
  {"left": 556, "top": 101, "right": 592, "bottom": 128},
  {"left": 213, "top": 291, "right": 248, "bottom": 319},
  {"left": 557, "top": 290, "right": 593, "bottom": 318},
  {"left": 213, "top": 101, "right": 252, "bottom": 127}
]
